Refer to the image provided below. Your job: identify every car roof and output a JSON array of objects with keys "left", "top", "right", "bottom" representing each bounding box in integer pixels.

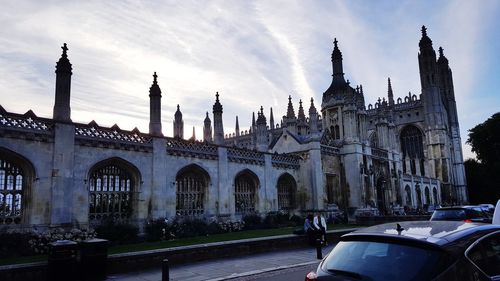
[{"left": 343, "top": 221, "right": 500, "bottom": 247}]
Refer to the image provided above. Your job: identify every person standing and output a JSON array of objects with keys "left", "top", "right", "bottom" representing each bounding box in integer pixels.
[
  {"left": 304, "top": 214, "right": 316, "bottom": 246},
  {"left": 313, "top": 212, "right": 327, "bottom": 245}
]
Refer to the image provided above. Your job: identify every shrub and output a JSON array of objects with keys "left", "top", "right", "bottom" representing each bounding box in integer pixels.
[
  {"left": 29, "top": 228, "right": 96, "bottom": 254},
  {"left": 0, "top": 232, "right": 33, "bottom": 258},
  {"left": 95, "top": 220, "right": 138, "bottom": 244},
  {"left": 242, "top": 214, "right": 262, "bottom": 230}
]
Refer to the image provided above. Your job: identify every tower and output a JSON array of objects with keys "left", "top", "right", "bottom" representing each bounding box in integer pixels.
[
  {"left": 53, "top": 43, "right": 72, "bottom": 121},
  {"left": 212, "top": 92, "right": 224, "bottom": 145},
  {"left": 173, "top": 104, "right": 184, "bottom": 139},
  {"left": 149, "top": 72, "right": 163, "bottom": 136},
  {"left": 255, "top": 106, "right": 268, "bottom": 151},
  {"left": 203, "top": 112, "right": 212, "bottom": 142}
]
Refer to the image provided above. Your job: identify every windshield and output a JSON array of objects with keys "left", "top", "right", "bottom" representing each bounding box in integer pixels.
[
  {"left": 322, "top": 241, "right": 444, "bottom": 281},
  {"left": 431, "top": 209, "right": 466, "bottom": 221}
]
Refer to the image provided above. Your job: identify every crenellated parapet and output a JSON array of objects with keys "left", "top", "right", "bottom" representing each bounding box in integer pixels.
[
  {"left": 75, "top": 121, "right": 152, "bottom": 151},
  {"left": 0, "top": 108, "right": 53, "bottom": 141},
  {"left": 227, "top": 147, "right": 265, "bottom": 166},
  {"left": 165, "top": 138, "right": 218, "bottom": 160}
]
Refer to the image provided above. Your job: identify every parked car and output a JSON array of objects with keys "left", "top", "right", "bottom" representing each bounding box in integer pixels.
[
  {"left": 305, "top": 221, "right": 500, "bottom": 280},
  {"left": 430, "top": 206, "right": 492, "bottom": 223}
]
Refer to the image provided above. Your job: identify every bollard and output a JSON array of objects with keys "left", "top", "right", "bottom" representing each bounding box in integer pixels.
[
  {"left": 162, "top": 258, "right": 169, "bottom": 281},
  {"left": 316, "top": 239, "right": 323, "bottom": 260}
]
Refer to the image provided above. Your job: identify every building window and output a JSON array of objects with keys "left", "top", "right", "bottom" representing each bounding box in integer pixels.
[
  {"left": 0, "top": 150, "right": 33, "bottom": 225},
  {"left": 235, "top": 171, "right": 258, "bottom": 215},
  {"left": 176, "top": 165, "right": 209, "bottom": 216},
  {"left": 277, "top": 174, "right": 296, "bottom": 211},
  {"left": 400, "top": 125, "right": 424, "bottom": 175},
  {"left": 89, "top": 160, "right": 138, "bottom": 222}
]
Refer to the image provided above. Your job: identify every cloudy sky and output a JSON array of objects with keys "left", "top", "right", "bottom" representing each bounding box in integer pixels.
[{"left": 1, "top": 0, "right": 499, "bottom": 159}]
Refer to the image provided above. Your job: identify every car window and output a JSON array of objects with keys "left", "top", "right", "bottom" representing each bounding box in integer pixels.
[
  {"left": 322, "top": 241, "right": 445, "bottom": 281},
  {"left": 466, "top": 232, "right": 500, "bottom": 277},
  {"left": 432, "top": 209, "right": 466, "bottom": 220}
]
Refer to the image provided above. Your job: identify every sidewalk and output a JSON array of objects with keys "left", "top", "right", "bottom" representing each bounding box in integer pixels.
[{"left": 106, "top": 244, "right": 334, "bottom": 281}]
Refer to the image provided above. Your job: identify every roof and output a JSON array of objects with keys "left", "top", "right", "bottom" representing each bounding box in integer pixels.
[{"left": 342, "top": 221, "right": 500, "bottom": 247}]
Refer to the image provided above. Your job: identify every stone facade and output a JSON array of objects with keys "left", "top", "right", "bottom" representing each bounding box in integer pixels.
[{"left": 0, "top": 26, "right": 466, "bottom": 230}]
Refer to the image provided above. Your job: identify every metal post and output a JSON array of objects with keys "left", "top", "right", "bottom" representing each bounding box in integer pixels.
[
  {"left": 316, "top": 239, "right": 322, "bottom": 260},
  {"left": 162, "top": 258, "right": 169, "bottom": 281}
]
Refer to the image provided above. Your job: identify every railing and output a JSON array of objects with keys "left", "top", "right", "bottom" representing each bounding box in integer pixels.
[
  {"left": 166, "top": 138, "right": 218, "bottom": 160},
  {"left": 75, "top": 122, "right": 152, "bottom": 151},
  {"left": 0, "top": 109, "right": 53, "bottom": 140},
  {"left": 227, "top": 148, "right": 264, "bottom": 165},
  {"left": 271, "top": 154, "right": 300, "bottom": 169}
]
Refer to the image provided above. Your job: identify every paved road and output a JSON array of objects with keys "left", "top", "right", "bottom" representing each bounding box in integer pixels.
[
  {"left": 106, "top": 245, "right": 334, "bottom": 281},
  {"left": 232, "top": 263, "right": 319, "bottom": 281}
]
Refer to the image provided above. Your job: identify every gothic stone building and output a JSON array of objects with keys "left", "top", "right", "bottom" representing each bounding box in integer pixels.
[{"left": 0, "top": 26, "right": 467, "bottom": 229}]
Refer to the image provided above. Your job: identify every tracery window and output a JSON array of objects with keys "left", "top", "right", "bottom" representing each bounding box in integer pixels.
[
  {"left": 400, "top": 125, "right": 424, "bottom": 175},
  {"left": 235, "top": 171, "right": 258, "bottom": 214},
  {"left": 89, "top": 162, "right": 136, "bottom": 222},
  {"left": 176, "top": 165, "right": 208, "bottom": 216},
  {"left": 0, "top": 157, "right": 28, "bottom": 225},
  {"left": 277, "top": 174, "right": 296, "bottom": 211}
]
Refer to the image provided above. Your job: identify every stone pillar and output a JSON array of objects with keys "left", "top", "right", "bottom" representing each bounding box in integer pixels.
[
  {"left": 309, "top": 141, "right": 324, "bottom": 210},
  {"left": 50, "top": 123, "right": 75, "bottom": 225},
  {"left": 151, "top": 138, "right": 167, "bottom": 218},
  {"left": 217, "top": 147, "right": 230, "bottom": 217}
]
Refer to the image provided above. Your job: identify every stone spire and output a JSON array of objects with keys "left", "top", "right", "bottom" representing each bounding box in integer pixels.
[
  {"left": 149, "top": 72, "right": 163, "bottom": 136},
  {"left": 203, "top": 112, "right": 212, "bottom": 142},
  {"left": 308, "top": 98, "right": 319, "bottom": 134},
  {"left": 173, "top": 104, "right": 184, "bottom": 139},
  {"left": 269, "top": 107, "right": 275, "bottom": 130},
  {"left": 387, "top": 78, "right": 394, "bottom": 106},
  {"left": 53, "top": 43, "right": 73, "bottom": 121},
  {"left": 437, "top": 47, "right": 449, "bottom": 65},
  {"left": 331, "top": 38, "right": 346, "bottom": 85},
  {"left": 252, "top": 111, "right": 256, "bottom": 130},
  {"left": 286, "top": 95, "right": 296, "bottom": 119},
  {"left": 188, "top": 126, "right": 196, "bottom": 141},
  {"left": 235, "top": 116, "right": 240, "bottom": 137},
  {"left": 212, "top": 92, "right": 224, "bottom": 145},
  {"left": 297, "top": 99, "right": 306, "bottom": 121}
]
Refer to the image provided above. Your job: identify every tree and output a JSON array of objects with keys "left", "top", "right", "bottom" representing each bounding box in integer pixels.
[{"left": 465, "top": 112, "right": 500, "bottom": 204}]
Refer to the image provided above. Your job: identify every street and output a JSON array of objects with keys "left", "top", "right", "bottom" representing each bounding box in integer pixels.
[{"left": 233, "top": 263, "right": 319, "bottom": 281}]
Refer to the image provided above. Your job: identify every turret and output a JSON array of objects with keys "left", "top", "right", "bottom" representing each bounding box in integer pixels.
[
  {"left": 212, "top": 92, "right": 224, "bottom": 145},
  {"left": 331, "top": 38, "right": 346, "bottom": 86},
  {"left": 255, "top": 106, "right": 268, "bottom": 151},
  {"left": 173, "top": 104, "right": 183, "bottom": 139},
  {"left": 308, "top": 98, "right": 319, "bottom": 134},
  {"left": 235, "top": 116, "right": 240, "bottom": 137},
  {"left": 284, "top": 95, "right": 297, "bottom": 134},
  {"left": 149, "top": 72, "right": 163, "bottom": 136},
  {"left": 53, "top": 43, "right": 73, "bottom": 121},
  {"left": 269, "top": 108, "right": 275, "bottom": 130},
  {"left": 203, "top": 112, "right": 212, "bottom": 142}
]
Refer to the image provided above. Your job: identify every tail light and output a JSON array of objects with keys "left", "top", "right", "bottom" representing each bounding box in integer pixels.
[
  {"left": 305, "top": 271, "right": 317, "bottom": 280},
  {"left": 464, "top": 219, "right": 472, "bottom": 223}
]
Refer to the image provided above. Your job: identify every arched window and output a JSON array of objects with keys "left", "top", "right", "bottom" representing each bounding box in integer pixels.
[
  {"left": 89, "top": 158, "right": 139, "bottom": 222},
  {"left": 400, "top": 125, "right": 424, "bottom": 175},
  {"left": 425, "top": 187, "right": 430, "bottom": 204},
  {"left": 0, "top": 148, "right": 34, "bottom": 225},
  {"left": 415, "top": 186, "right": 422, "bottom": 207},
  {"left": 176, "top": 165, "right": 209, "bottom": 216},
  {"left": 277, "top": 174, "right": 296, "bottom": 211},
  {"left": 405, "top": 185, "right": 412, "bottom": 206},
  {"left": 370, "top": 132, "right": 379, "bottom": 148},
  {"left": 235, "top": 170, "right": 259, "bottom": 215},
  {"left": 433, "top": 188, "right": 438, "bottom": 205}
]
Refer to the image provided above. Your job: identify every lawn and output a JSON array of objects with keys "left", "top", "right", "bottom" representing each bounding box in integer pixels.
[{"left": 0, "top": 224, "right": 357, "bottom": 266}]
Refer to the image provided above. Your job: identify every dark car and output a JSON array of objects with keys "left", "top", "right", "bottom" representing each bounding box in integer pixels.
[
  {"left": 305, "top": 221, "right": 500, "bottom": 280},
  {"left": 430, "top": 206, "right": 492, "bottom": 223}
]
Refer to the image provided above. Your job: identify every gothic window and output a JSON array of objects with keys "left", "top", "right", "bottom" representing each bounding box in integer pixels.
[
  {"left": 277, "top": 173, "right": 296, "bottom": 211},
  {"left": 400, "top": 125, "right": 424, "bottom": 175},
  {"left": 415, "top": 186, "right": 422, "bottom": 207},
  {"left": 0, "top": 149, "right": 33, "bottom": 225},
  {"left": 405, "top": 185, "right": 412, "bottom": 206},
  {"left": 89, "top": 159, "right": 138, "bottom": 222},
  {"left": 433, "top": 188, "right": 438, "bottom": 204},
  {"left": 235, "top": 170, "right": 259, "bottom": 215},
  {"left": 425, "top": 186, "right": 430, "bottom": 204},
  {"left": 370, "top": 132, "right": 379, "bottom": 148},
  {"left": 176, "top": 165, "right": 209, "bottom": 216}
]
